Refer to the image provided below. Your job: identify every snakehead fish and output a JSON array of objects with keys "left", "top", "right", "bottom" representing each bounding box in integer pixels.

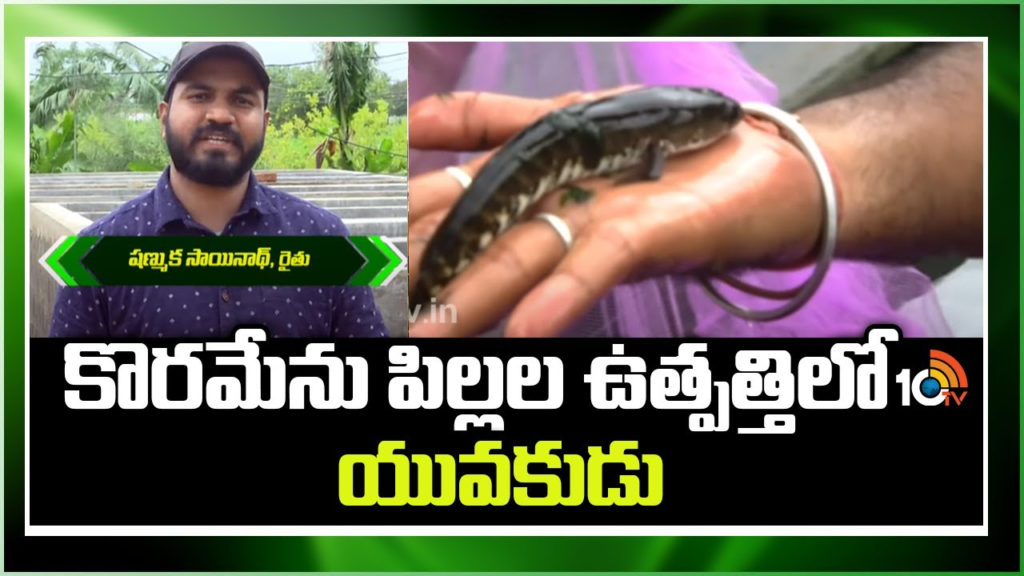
[{"left": 410, "top": 85, "right": 743, "bottom": 313}]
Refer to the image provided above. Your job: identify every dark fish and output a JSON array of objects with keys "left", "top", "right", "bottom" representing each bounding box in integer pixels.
[{"left": 411, "top": 85, "right": 743, "bottom": 312}]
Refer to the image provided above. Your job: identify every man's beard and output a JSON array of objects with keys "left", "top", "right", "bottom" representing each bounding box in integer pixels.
[{"left": 164, "top": 117, "right": 264, "bottom": 187}]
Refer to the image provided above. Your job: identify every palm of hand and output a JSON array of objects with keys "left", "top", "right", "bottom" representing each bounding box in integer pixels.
[{"left": 408, "top": 95, "right": 821, "bottom": 338}]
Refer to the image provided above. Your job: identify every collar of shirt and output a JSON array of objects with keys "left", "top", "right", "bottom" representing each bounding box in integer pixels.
[{"left": 151, "top": 167, "right": 276, "bottom": 234}]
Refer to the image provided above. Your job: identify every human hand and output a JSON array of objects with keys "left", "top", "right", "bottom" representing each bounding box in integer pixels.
[{"left": 407, "top": 87, "right": 829, "bottom": 338}]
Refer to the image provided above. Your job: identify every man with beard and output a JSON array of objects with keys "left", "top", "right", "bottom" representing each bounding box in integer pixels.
[{"left": 49, "top": 42, "right": 389, "bottom": 338}]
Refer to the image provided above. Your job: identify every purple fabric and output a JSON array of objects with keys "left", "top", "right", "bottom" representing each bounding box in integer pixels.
[
  {"left": 49, "top": 167, "right": 389, "bottom": 339},
  {"left": 408, "top": 41, "right": 951, "bottom": 338}
]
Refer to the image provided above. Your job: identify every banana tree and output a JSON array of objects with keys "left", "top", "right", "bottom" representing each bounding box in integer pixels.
[{"left": 30, "top": 41, "right": 168, "bottom": 169}]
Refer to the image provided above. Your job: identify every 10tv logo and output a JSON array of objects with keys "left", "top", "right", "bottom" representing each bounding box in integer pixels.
[{"left": 898, "top": 349, "right": 969, "bottom": 406}]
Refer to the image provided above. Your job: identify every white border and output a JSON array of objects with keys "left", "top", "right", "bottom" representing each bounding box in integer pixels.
[
  {"left": 980, "top": 35, "right": 989, "bottom": 536},
  {"left": 26, "top": 525, "right": 986, "bottom": 537},
  {"left": 23, "top": 36, "right": 989, "bottom": 538}
]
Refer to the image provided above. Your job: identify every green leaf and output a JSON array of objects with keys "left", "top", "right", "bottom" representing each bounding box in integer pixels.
[
  {"left": 46, "top": 125, "right": 63, "bottom": 153},
  {"left": 60, "top": 109, "right": 74, "bottom": 134},
  {"left": 54, "top": 148, "right": 74, "bottom": 168}
]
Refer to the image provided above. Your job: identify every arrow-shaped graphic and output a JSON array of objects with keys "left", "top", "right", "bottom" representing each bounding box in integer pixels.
[
  {"left": 39, "top": 236, "right": 101, "bottom": 287},
  {"left": 346, "top": 235, "right": 408, "bottom": 287},
  {"left": 39, "top": 235, "right": 77, "bottom": 286},
  {"left": 40, "top": 235, "right": 406, "bottom": 287},
  {"left": 347, "top": 236, "right": 387, "bottom": 285},
  {"left": 60, "top": 236, "right": 101, "bottom": 286},
  {"left": 368, "top": 236, "right": 408, "bottom": 287}
]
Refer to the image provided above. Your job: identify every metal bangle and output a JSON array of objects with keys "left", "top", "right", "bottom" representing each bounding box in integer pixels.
[{"left": 698, "top": 101, "right": 839, "bottom": 322}]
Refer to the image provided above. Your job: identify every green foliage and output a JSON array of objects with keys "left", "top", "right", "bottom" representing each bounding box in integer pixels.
[
  {"left": 365, "top": 69, "right": 391, "bottom": 106},
  {"left": 255, "top": 97, "right": 406, "bottom": 174},
  {"left": 366, "top": 72, "right": 407, "bottom": 117},
  {"left": 267, "top": 65, "right": 329, "bottom": 126},
  {"left": 321, "top": 41, "right": 377, "bottom": 140},
  {"left": 31, "top": 102, "right": 406, "bottom": 175},
  {"left": 30, "top": 110, "right": 77, "bottom": 173},
  {"left": 30, "top": 41, "right": 167, "bottom": 127},
  {"left": 385, "top": 80, "right": 408, "bottom": 116},
  {"left": 28, "top": 40, "right": 407, "bottom": 175},
  {"left": 76, "top": 110, "right": 168, "bottom": 173},
  {"left": 256, "top": 103, "right": 336, "bottom": 171},
  {"left": 347, "top": 100, "right": 408, "bottom": 174},
  {"left": 31, "top": 43, "right": 116, "bottom": 127},
  {"left": 109, "top": 41, "right": 167, "bottom": 114}
]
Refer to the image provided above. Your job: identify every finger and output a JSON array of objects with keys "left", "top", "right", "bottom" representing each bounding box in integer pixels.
[
  {"left": 409, "top": 92, "right": 542, "bottom": 151},
  {"left": 408, "top": 205, "right": 594, "bottom": 337},
  {"left": 409, "top": 85, "right": 643, "bottom": 151},
  {"left": 409, "top": 165, "right": 612, "bottom": 313},
  {"left": 504, "top": 219, "right": 642, "bottom": 338},
  {"left": 408, "top": 154, "right": 497, "bottom": 292},
  {"left": 408, "top": 152, "right": 495, "bottom": 222},
  {"left": 407, "top": 220, "right": 563, "bottom": 337}
]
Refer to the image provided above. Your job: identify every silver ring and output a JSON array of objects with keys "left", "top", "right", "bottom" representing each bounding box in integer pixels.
[
  {"left": 445, "top": 165, "right": 473, "bottom": 190},
  {"left": 534, "top": 212, "right": 574, "bottom": 251},
  {"left": 698, "top": 101, "right": 839, "bottom": 322}
]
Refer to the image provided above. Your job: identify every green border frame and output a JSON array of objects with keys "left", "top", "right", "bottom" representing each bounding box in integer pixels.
[{"left": 4, "top": 2, "right": 1020, "bottom": 573}]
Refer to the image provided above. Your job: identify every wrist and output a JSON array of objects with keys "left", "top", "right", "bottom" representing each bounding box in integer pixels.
[
  {"left": 769, "top": 126, "right": 845, "bottom": 270},
  {"left": 711, "top": 115, "right": 835, "bottom": 271},
  {"left": 699, "top": 102, "right": 841, "bottom": 321}
]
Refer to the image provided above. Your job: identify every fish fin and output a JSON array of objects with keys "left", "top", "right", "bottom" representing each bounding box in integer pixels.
[
  {"left": 613, "top": 142, "right": 668, "bottom": 186},
  {"left": 644, "top": 140, "right": 668, "bottom": 180},
  {"left": 547, "top": 110, "right": 603, "bottom": 170},
  {"left": 579, "top": 120, "right": 604, "bottom": 170}
]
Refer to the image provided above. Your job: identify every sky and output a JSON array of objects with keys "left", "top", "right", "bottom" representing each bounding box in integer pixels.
[{"left": 28, "top": 40, "right": 408, "bottom": 82}]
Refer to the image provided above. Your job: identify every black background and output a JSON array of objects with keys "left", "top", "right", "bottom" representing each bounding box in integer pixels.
[{"left": 6, "top": 1, "right": 1017, "bottom": 571}]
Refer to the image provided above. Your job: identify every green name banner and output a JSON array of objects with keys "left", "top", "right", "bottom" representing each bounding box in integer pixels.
[{"left": 39, "top": 235, "right": 406, "bottom": 287}]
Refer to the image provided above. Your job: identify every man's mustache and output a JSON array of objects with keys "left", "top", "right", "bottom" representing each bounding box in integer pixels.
[{"left": 191, "top": 126, "right": 243, "bottom": 148}]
